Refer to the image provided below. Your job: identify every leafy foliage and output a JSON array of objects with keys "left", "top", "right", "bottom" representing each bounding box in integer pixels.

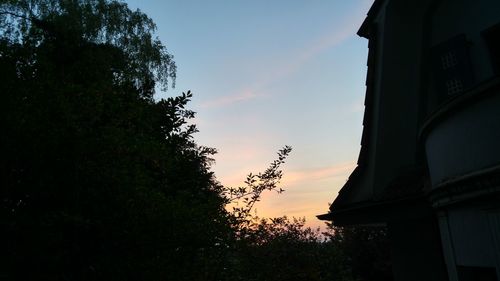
[
  {"left": 325, "top": 224, "right": 394, "bottom": 281},
  {"left": 223, "top": 146, "right": 292, "bottom": 229},
  {"left": 225, "top": 217, "right": 354, "bottom": 281},
  {"left": 0, "top": 0, "right": 176, "bottom": 95},
  {"left": 0, "top": 1, "right": 222, "bottom": 280}
]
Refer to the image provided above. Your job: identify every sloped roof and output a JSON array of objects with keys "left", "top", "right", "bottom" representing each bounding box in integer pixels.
[
  {"left": 318, "top": 0, "right": 430, "bottom": 223},
  {"left": 318, "top": 164, "right": 427, "bottom": 220},
  {"left": 326, "top": 15, "right": 380, "bottom": 212},
  {"left": 357, "top": 0, "right": 386, "bottom": 38}
]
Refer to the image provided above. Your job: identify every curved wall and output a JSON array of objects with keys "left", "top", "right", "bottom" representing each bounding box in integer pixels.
[{"left": 425, "top": 90, "right": 500, "bottom": 186}]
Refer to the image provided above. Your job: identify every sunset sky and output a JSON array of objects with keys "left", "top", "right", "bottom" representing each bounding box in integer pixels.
[{"left": 125, "top": 0, "right": 374, "bottom": 229}]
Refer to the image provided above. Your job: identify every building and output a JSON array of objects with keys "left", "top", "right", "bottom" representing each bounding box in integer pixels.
[{"left": 318, "top": 0, "right": 500, "bottom": 280}]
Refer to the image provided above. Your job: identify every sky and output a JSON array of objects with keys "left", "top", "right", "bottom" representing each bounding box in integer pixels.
[{"left": 125, "top": 0, "right": 374, "bottom": 230}]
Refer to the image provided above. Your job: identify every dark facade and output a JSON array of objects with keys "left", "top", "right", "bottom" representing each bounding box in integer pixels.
[{"left": 319, "top": 1, "right": 500, "bottom": 280}]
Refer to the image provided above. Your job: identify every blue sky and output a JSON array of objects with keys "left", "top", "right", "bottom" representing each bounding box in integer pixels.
[{"left": 125, "top": 0, "right": 374, "bottom": 229}]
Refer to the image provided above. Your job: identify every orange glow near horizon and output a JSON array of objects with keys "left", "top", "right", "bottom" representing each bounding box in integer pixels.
[{"left": 220, "top": 161, "right": 357, "bottom": 230}]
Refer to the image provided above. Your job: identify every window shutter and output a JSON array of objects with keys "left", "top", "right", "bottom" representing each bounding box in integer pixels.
[{"left": 431, "top": 35, "right": 474, "bottom": 102}]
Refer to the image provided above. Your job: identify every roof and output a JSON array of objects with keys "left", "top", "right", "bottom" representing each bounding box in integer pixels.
[
  {"left": 324, "top": 7, "right": 381, "bottom": 214},
  {"left": 357, "top": 0, "right": 386, "bottom": 38},
  {"left": 318, "top": 166, "right": 427, "bottom": 223},
  {"left": 318, "top": 0, "right": 430, "bottom": 224}
]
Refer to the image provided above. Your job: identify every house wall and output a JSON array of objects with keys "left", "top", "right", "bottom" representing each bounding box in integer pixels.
[
  {"left": 367, "top": 0, "right": 432, "bottom": 196},
  {"left": 328, "top": 1, "right": 500, "bottom": 280},
  {"left": 424, "top": 2, "right": 500, "bottom": 280},
  {"left": 388, "top": 217, "right": 448, "bottom": 281},
  {"left": 423, "top": 0, "right": 500, "bottom": 186},
  {"left": 425, "top": 0, "right": 500, "bottom": 112},
  {"left": 438, "top": 205, "right": 500, "bottom": 281},
  {"left": 425, "top": 88, "right": 500, "bottom": 185},
  {"left": 430, "top": 0, "right": 500, "bottom": 85},
  {"left": 448, "top": 207, "right": 497, "bottom": 267}
]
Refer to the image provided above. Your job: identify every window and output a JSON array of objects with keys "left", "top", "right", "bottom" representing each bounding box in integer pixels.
[
  {"left": 431, "top": 35, "right": 474, "bottom": 101},
  {"left": 441, "top": 50, "right": 459, "bottom": 70},
  {"left": 445, "top": 78, "right": 464, "bottom": 95}
]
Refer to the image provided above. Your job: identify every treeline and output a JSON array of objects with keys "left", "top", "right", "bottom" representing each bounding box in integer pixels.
[{"left": 0, "top": 1, "right": 391, "bottom": 280}]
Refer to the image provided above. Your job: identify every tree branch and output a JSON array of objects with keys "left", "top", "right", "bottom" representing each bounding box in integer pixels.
[{"left": 0, "top": 10, "right": 31, "bottom": 21}]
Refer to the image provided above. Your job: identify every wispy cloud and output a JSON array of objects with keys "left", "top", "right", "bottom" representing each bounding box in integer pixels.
[
  {"left": 199, "top": 88, "right": 261, "bottom": 108},
  {"left": 200, "top": 4, "right": 369, "bottom": 109},
  {"left": 262, "top": 4, "right": 372, "bottom": 88},
  {"left": 278, "top": 23, "right": 356, "bottom": 78},
  {"left": 282, "top": 161, "right": 356, "bottom": 185}
]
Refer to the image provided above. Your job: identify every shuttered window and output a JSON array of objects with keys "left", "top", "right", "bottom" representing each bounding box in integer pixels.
[{"left": 431, "top": 35, "right": 474, "bottom": 102}]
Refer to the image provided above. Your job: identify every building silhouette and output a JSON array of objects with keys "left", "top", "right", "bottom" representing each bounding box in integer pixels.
[{"left": 319, "top": 0, "right": 500, "bottom": 280}]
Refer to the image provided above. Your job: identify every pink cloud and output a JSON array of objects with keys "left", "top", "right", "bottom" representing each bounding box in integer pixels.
[
  {"left": 199, "top": 4, "right": 369, "bottom": 109},
  {"left": 199, "top": 89, "right": 260, "bottom": 108},
  {"left": 258, "top": 5, "right": 370, "bottom": 87},
  {"left": 281, "top": 161, "right": 356, "bottom": 185}
]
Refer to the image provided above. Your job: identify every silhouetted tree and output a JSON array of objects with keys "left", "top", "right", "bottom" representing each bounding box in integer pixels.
[
  {"left": 221, "top": 216, "right": 353, "bottom": 281},
  {"left": 222, "top": 146, "right": 292, "bottom": 231},
  {"left": 0, "top": 1, "right": 229, "bottom": 280},
  {"left": 325, "top": 224, "right": 393, "bottom": 281}
]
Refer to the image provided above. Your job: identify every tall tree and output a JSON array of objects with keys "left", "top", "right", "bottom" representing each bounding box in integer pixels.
[
  {"left": 0, "top": 0, "right": 176, "bottom": 96},
  {"left": 0, "top": 1, "right": 229, "bottom": 280}
]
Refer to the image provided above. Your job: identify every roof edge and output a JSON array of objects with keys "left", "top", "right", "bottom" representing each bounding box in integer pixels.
[
  {"left": 357, "top": 0, "right": 385, "bottom": 38},
  {"left": 317, "top": 194, "right": 429, "bottom": 226}
]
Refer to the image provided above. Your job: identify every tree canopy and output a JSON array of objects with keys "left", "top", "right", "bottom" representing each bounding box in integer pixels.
[
  {"left": 1, "top": 0, "right": 176, "bottom": 96},
  {"left": 1, "top": 1, "right": 222, "bottom": 280}
]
